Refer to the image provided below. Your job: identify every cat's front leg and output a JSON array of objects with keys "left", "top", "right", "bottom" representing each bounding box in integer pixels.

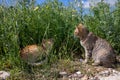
[
  {"left": 83, "top": 48, "right": 91, "bottom": 64},
  {"left": 83, "top": 50, "right": 89, "bottom": 64}
]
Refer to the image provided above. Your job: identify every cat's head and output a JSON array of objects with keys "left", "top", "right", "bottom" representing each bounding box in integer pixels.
[
  {"left": 74, "top": 23, "right": 89, "bottom": 41},
  {"left": 41, "top": 39, "right": 54, "bottom": 51}
]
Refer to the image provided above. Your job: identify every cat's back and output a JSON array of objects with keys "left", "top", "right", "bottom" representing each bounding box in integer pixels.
[
  {"left": 20, "top": 45, "right": 39, "bottom": 56},
  {"left": 80, "top": 32, "right": 97, "bottom": 49},
  {"left": 92, "top": 38, "right": 116, "bottom": 67},
  {"left": 20, "top": 39, "right": 54, "bottom": 64},
  {"left": 20, "top": 45, "right": 41, "bottom": 62},
  {"left": 93, "top": 38, "right": 114, "bottom": 53}
]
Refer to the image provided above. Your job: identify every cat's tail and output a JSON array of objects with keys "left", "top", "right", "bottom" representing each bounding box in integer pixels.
[
  {"left": 114, "top": 50, "right": 120, "bottom": 63},
  {"left": 112, "top": 55, "right": 120, "bottom": 68},
  {"left": 116, "top": 56, "right": 120, "bottom": 63}
]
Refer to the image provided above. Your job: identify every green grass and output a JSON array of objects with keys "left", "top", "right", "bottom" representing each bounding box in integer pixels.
[{"left": 0, "top": 0, "right": 120, "bottom": 79}]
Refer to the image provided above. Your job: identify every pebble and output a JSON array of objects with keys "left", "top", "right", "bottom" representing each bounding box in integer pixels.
[
  {"left": 69, "top": 69, "right": 120, "bottom": 80},
  {"left": 0, "top": 71, "right": 10, "bottom": 80},
  {"left": 69, "top": 71, "right": 83, "bottom": 79},
  {"left": 81, "top": 75, "right": 88, "bottom": 80},
  {"left": 59, "top": 71, "right": 68, "bottom": 77},
  {"left": 76, "top": 71, "right": 81, "bottom": 75},
  {"left": 79, "top": 59, "right": 84, "bottom": 62},
  {"left": 95, "top": 69, "right": 120, "bottom": 80}
]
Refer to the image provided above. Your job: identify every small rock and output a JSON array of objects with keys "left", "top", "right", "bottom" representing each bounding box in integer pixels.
[
  {"left": 112, "top": 69, "right": 120, "bottom": 75},
  {"left": 69, "top": 71, "right": 83, "bottom": 79},
  {"left": 59, "top": 71, "right": 68, "bottom": 77},
  {"left": 81, "top": 75, "right": 88, "bottom": 80},
  {"left": 79, "top": 59, "right": 84, "bottom": 62},
  {"left": 94, "top": 69, "right": 120, "bottom": 80},
  {"left": 98, "top": 75, "right": 120, "bottom": 80},
  {"left": 0, "top": 71, "right": 10, "bottom": 80},
  {"left": 69, "top": 73, "right": 78, "bottom": 78},
  {"left": 89, "top": 76, "right": 100, "bottom": 80},
  {"left": 76, "top": 71, "right": 81, "bottom": 75},
  {"left": 98, "top": 70, "right": 110, "bottom": 77}
]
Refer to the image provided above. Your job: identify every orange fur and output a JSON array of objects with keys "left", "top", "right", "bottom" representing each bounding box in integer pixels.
[
  {"left": 20, "top": 45, "right": 40, "bottom": 61},
  {"left": 20, "top": 39, "right": 53, "bottom": 66}
]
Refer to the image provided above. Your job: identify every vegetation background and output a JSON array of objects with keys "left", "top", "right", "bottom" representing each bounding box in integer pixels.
[{"left": 0, "top": 0, "right": 120, "bottom": 79}]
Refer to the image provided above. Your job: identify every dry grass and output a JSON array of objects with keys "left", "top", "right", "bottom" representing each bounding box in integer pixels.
[{"left": 7, "top": 58, "right": 112, "bottom": 80}]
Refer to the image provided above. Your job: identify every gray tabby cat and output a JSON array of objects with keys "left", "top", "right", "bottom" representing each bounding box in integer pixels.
[{"left": 74, "top": 23, "right": 116, "bottom": 67}]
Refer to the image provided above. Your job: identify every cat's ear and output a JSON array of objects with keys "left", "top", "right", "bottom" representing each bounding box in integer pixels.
[
  {"left": 78, "top": 23, "right": 83, "bottom": 27},
  {"left": 41, "top": 43, "right": 46, "bottom": 50},
  {"left": 77, "top": 23, "right": 83, "bottom": 32},
  {"left": 48, "top": 38, "right": 54, "bottom": 43}
]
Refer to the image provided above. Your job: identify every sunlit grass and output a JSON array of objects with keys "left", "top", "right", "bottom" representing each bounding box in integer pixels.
[{"left": 0, "top": 0, "right": 120, "bottom": 79}]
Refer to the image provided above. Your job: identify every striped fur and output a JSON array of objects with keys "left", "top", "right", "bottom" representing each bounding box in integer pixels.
[{"left": 74, "top": 24, "right": 116, "bottom": 67}]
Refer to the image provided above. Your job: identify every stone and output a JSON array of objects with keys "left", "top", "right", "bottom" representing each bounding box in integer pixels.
[
  {"left": 76, "top": 71, "right": 81, "bottom": 75},
  {"left": 98, "top": 75, "right": 120, "bottom": 80},
  {"left": 59, "top": 71, "right": 68, "bottom": 77},
  {"left": 94, "top": 69, "right": 120, "bottom": 80},
  {"left": 69, "top": 71, "right": 83, "bottom": 79},
  {"left": 0, "top": 71, "right": 10, "bottom": 80},
  {"left": 81, "top": 75, "right": 88, "bottom": 80}
]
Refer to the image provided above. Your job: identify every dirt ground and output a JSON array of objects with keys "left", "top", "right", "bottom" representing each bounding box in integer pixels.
[{"left": 6, "top": 58, "right": 120, "bottom": 80}]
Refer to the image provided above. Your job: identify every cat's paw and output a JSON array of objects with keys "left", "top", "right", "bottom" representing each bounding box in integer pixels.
[
  {"left": 82, "top": 59, "right": 88, "bottom": 64},
  {"left": 92, "top": 62, "right": 100, "bottom": 66}
]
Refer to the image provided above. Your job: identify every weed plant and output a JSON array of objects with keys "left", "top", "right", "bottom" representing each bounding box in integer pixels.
[{"left": 0, "top": 0, "right": 120, "bottom": 79}]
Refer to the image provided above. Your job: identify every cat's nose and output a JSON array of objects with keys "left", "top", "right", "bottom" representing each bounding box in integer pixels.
[
  {"left": 74, "top": 30, "right": 78, "bottom": 34},
  {"left": 74, "top": 31, "right": 77, "bottom": 34}
]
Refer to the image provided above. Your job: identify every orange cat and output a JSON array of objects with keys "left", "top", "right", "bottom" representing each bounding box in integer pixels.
[
  {"left": 20, "top": 39, "right": 53, "bottom": 66},
  {"left": 74, "top": 23, "right": 116, "bottom": 67}
]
